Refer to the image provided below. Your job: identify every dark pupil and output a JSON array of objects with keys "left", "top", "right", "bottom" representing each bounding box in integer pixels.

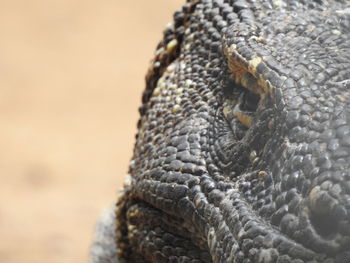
[
  {"left": 222, "top": 78, "right": 240, "bottom": 99},
  {"left": 240, "top": 90, "right": 260, "bottom": 112}
]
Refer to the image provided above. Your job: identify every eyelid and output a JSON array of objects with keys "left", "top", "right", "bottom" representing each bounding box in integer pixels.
[
  {"left": 232, "top": 104, "right": 253, "bottom": 128},
  {"left": 223, "top": 101, "right": 254, "bottom": 128},
  {"left": 239, "top": 72, "right": 261, "bottom": 94},
  {"left": 223, "top": 86, "right": 261, "bottom": 129}
]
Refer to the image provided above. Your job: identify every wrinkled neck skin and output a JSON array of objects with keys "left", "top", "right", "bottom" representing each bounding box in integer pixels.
[{"left": 123, "top": 0, "right": 350, "bottom": 262}]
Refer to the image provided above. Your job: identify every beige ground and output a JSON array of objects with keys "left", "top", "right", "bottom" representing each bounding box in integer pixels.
[{"left": 0, "top": 1, "right": 183, "bottom": 262}]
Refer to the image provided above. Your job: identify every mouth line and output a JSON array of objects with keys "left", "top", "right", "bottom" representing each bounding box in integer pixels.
[
  {"left": 212, "top": 188, "right": 320, "bottom": 261},
  {"left": 297, "top": 204, "right": 350, "bottom": 254},
  {"left": 207, "top": 186, "right": 350, "bottom": 261}
]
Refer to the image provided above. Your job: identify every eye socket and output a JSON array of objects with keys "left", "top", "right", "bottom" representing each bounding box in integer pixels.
[
  {"left": 222, "top": 77, "right": 243, "bottom": 100},
  {"left": 222, "top": 75, "right": 261, "bottom": 129},
  {"left": 239, "top": 90, "right": 260, "bottom": 112}
]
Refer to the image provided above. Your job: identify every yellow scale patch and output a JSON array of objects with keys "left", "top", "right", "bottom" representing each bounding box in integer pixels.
[
  {"left": 227, "top": 43, "right": 273, "bottom": 97},
  {"left": 232, "top": 111, "right": 253, "bottom": 128},
  {"left": 224, "top": 43, "right": 276, "bottom": 128}
]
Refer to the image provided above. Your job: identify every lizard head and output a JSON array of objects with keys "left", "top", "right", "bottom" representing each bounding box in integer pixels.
[
  {"left": 219, "top": 4, "right": 350, "bottom": 261},
  {"left": 126, "top": 1, "right": 350, "bottom": 262},
  {"left": 217, "top": 2, "right": 350, "bottom": 261}
]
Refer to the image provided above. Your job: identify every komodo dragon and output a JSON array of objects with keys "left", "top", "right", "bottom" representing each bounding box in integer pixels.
[{"left": 90, "top": 0, "right": 350, "bottom": 262}]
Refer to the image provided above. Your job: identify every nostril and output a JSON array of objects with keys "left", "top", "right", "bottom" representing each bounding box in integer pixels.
[
  {"left": 308, "top": 186, "right": 342, "bottom": 238},
  {"left": 309, "top": 210, "right": 339, "bottom": 238}
]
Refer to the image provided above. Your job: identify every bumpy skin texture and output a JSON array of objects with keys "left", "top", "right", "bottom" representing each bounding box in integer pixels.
[{"left": 91, "top": 0, "right": 350, "bottom": 262}]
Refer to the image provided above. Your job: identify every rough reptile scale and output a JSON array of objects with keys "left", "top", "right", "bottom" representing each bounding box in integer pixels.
[{"left": 89, "top": 0, "right": 350, "bottom": 262}]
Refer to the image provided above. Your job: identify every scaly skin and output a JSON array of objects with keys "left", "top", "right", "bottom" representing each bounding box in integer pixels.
[{"left": 90, "top": 0, "right": 350, "bottom": 262}]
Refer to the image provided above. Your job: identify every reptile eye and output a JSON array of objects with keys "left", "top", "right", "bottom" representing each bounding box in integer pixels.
[
  {"left": 222, "top": 73, "right": 262, "bottom": 129},
  {"left": 240, "top": 90, "right": 260, "bottom": 112},
  {"left": 232, "top": 90, "right": 260, "bottom": 128},
  {"left": 222, "top": 77, "right": 243, "bottom": 99}
]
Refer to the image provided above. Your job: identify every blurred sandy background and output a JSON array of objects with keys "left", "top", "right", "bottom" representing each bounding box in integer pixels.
[{"left": 0, "top": 0, "right": 183, "bottom": 262}]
